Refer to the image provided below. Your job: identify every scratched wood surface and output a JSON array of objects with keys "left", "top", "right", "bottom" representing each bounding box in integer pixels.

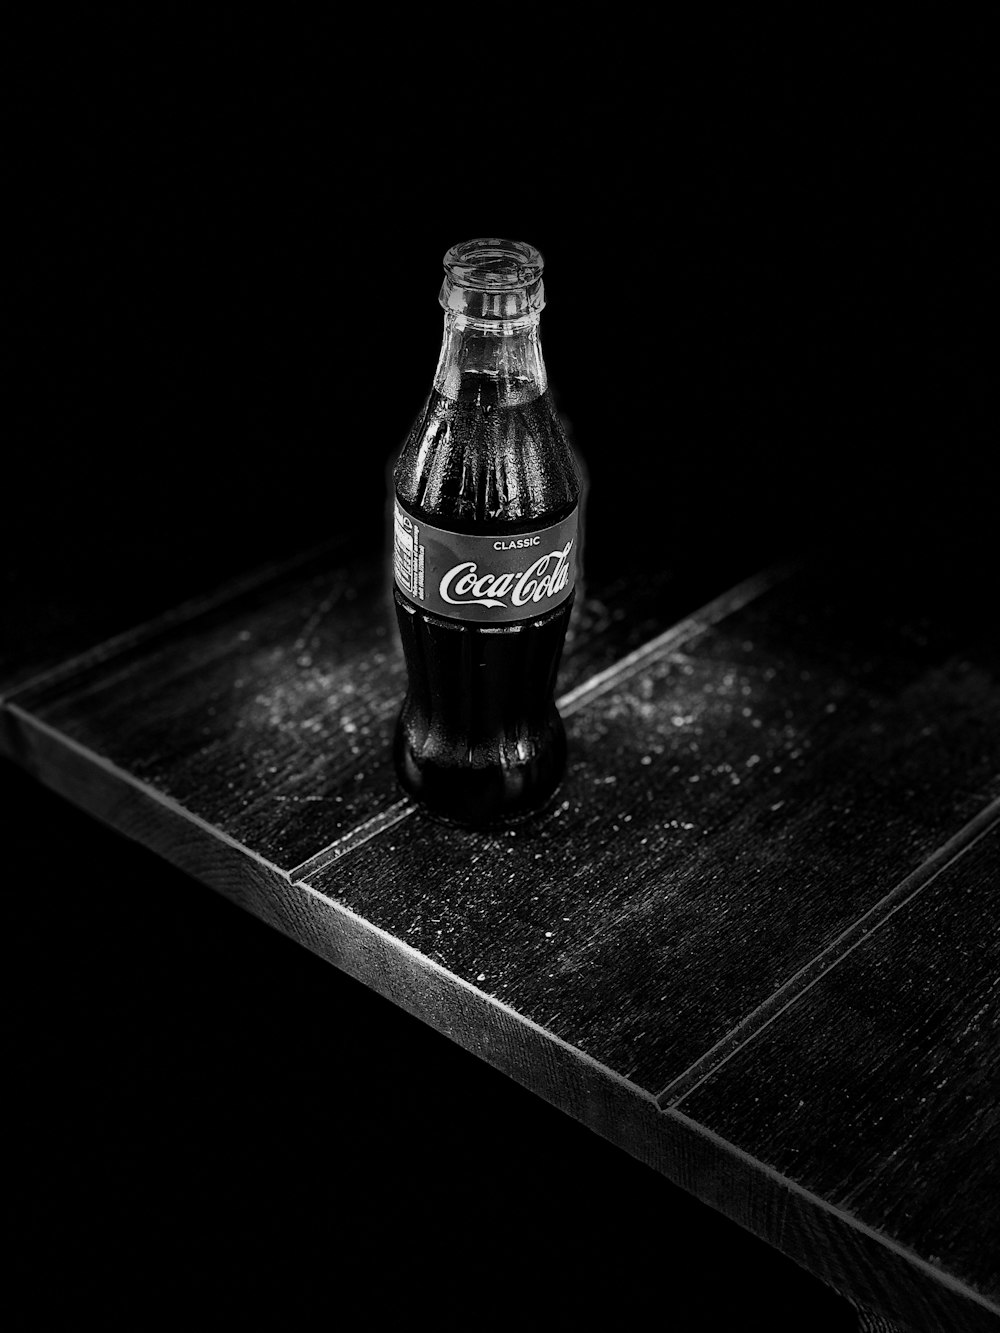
[
  {"left": 3, "top": 538, "right": 747, "bottom": 866},
  {"left": 303, "top": 559, "right": 1000, "bottom": 1095},
  {"left": 677, "top": 823, "right": 1000, "bottom": 1318},
  {"left": 4, "top": 539, "right": 1000, "bottom": 1330}
]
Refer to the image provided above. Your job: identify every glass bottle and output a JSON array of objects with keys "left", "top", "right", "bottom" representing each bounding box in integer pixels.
[{"left": 391, "top": 238, "right": 583, "bottom": 827}]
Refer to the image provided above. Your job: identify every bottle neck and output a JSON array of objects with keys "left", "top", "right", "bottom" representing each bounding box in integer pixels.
[{"left": 433, "top": 311, "right": 548, "bottom": 407}]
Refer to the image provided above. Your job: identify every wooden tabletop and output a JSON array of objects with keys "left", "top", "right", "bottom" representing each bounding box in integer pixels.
[{"left": 3, "top": 536, "right": 998, "bottom": 1332}]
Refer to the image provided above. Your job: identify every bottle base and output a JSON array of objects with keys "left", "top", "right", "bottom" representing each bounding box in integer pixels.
[{"left": 393, "top": 724, "right": 567, "bottom": 830}]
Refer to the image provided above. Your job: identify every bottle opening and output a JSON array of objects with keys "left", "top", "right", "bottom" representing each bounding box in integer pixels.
[
  {"left": 444, "top": 238, "right": 544, "bottom": 291},
  {"left": 440, "top": 237, "right": 545, "bottom": 320}
]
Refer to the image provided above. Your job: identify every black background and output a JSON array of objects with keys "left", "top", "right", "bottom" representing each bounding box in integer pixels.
[{"left": 7, "top": 12, "right": 993, "bottom": 1329}]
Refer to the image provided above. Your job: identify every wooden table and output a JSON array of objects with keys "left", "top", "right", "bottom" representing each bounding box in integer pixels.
[{"left": 3, "top": 534, "right": 997, "bottom": 1332}]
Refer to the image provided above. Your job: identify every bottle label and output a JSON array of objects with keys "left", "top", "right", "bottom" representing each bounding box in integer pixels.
[{"left": 393, "top": 500, "right": 579, "bottom": 623}]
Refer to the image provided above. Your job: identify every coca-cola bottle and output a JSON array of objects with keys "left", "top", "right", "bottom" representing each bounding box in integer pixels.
[{"left": 391, "top": 238, "right": 583, "bottom": 826}]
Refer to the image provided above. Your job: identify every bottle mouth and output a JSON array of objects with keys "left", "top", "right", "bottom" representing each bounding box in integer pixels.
[{"left": 440, "top": 237, "right": 545, "bottom": 319}]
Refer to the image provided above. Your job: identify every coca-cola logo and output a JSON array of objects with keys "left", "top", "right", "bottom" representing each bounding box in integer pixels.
[{"left": 439, "top": 542, "right": 574, "bottom": 610}]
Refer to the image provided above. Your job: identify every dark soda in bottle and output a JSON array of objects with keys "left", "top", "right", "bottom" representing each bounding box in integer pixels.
[{"left": 391, "top": 238, "right": 583, "bottom": 826}]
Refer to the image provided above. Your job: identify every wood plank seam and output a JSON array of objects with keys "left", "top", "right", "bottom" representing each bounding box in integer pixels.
[
  {"left": 657, "top": 793, "right": 1000, "bottom": 1109},
  {"left": 557, "top": 561, "right": 796, "bottom": 716},
  {"left": 666, "top": 1107, "right": 1000, "bottom": 1320},
  {"left": 289, "top": 798, "right": 416, "bottom": 880}
]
